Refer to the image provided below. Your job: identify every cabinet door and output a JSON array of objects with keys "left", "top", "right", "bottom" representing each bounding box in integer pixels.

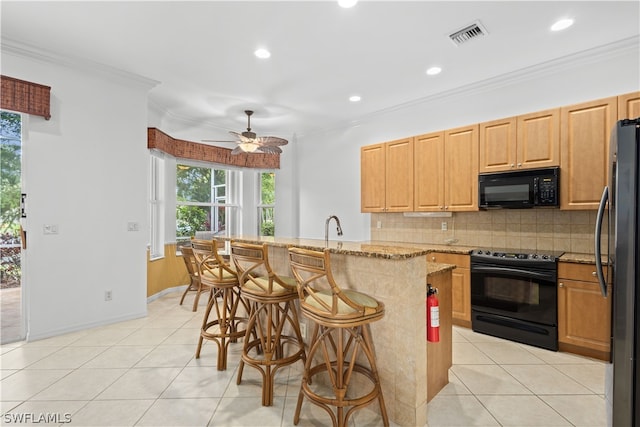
[
  {"left": 618, "top": 91, "right": 640, "bottom": 120},
  {"left": 361, "top": 143, "right": 386, "bottom": 212},
  {"left": 560, "top": 97, "right": 617, "bottom": 210},
  {"left": 444, "top": 125, "right": 479, "bottom": 211},
  {"left": 385, "top": 137, "right": 414, "bottom": 212},
  {"left": 517, "top": 108, "right": 560, "bottom": 170},
  {"left": 429, "top": 253, "right": 471, "bottom": 327},
  {"left": 414, "top": 132, "right": 445, "bottom": 211},
  {"left": 558, "top": 279, "right": 611, "bottom": 357},
  {"left": 479, "top": 117, "right": 517, "bottom": 173}
]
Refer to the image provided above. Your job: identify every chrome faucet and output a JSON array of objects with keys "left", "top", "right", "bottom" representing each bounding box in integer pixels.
[{"left": 325, "top": 215, "right": 343, "bottom": 243}]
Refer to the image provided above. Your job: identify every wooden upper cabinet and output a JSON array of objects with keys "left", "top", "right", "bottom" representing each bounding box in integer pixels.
[
  {"left": 618, "top": 91, "right": 640, "bottom": 120},
  {"left": 361, "top": 138, "right": 414, "bottom": 213},
  {"left": 479, "top": 117, "right": 517, "bottom": 173},
  {"left": 414, "top": 131, "right": 445, "bottom": 211},
  {"left": 479, "top": 109, "right": 560, "bottom": 173},
  {"left": 385, "top": 137, "right": 414, "bottom": 212},
  {"left": 517, "top": 108, "right": 560, "bottom": 170},
  {"left": 361, "top": 143, "right": 386, "bottom": 212},
  {"left": 444, "top": 125, "right": 479, "bottom": 211},
  {"left": 560, "top": 97, "right": 617, "bottom": 210}
]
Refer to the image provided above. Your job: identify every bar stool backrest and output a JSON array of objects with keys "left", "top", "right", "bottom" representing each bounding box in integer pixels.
[
  {"left": 231, "top": 241, "right": 292, "bottom": 294},
  {"left": 288, "top": 247, "right": 379, "bottom": 320},
  {"left": 181, "top": 246, "right": 199, "bottom": 280},
  {"left": 191, "top": 238, "right": 236, "bottom": 283}
]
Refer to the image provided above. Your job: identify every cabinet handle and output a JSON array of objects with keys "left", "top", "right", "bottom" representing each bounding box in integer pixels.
[
  {"left": 510, "top": 164, "right": 515, "bottom": 168},
  {"left": 431, "top": 256, "right": 436, "bottom": 262},
  {"left": 592, "top": 271, "right": 597, "bottom": 277},
  {"left": 559, "top": 282, "right": 564, "bottom": 288},
  {"left": 444, "top": 206, "right": 448, "bottom": 210},
  {"left": 517, "top": 163, "right": 522, "bottom": 168}
]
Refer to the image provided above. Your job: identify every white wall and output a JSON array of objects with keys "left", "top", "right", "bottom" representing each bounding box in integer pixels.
[
  {"left": 2, "top": 46, "right": 157, "bottom": 340},
  {"left": 294, "top": 39, "right": 640, "bottom": 241}
]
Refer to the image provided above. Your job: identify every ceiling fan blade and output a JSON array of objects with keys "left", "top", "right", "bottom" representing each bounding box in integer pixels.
[
  {"left": 256, "top": 136, "right": 288, "bottom": 146},
  {"left": 230, "top": 146, "right": 245, "bottom": 155},
  {"left": 229, "top": 130, "right": 254, "bottom": 143},
  {"left": 256, "top": 145, "right": 283, "bottom": 154}
]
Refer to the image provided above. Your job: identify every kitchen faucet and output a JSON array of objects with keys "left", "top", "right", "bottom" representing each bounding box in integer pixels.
[{"left": 325, "top": 215, "right": 343, "bottom": 244}]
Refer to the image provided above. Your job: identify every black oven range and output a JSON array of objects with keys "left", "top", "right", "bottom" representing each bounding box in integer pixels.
[{"left": 470, "top": 248, "right": 564, "bottom": 351}]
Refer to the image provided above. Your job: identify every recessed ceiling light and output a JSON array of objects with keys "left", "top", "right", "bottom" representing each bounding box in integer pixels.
[
  {"left": 254, "top": 48, "right": 271, "bottom": 59},
  {"left": 338, "top": 0, "right": 357, "bottom": 8},
  {"left": 426, "top": 66, "right": 442, "bottom": 76},
  {"left": 551, "top": 18, "right": 574, "bottom": 32},
  {"left": 349, "top": 95, "right": 361, "bottom": 102}
]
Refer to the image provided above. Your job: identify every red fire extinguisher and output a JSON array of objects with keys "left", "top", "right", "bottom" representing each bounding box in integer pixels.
[{"left": 427, "top": 284, "right": 440, "bottom": 343}]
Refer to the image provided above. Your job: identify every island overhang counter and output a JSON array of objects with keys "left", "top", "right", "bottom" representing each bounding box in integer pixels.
[{"left": 219, "top": 236, "right": 455, "bottom": 426}]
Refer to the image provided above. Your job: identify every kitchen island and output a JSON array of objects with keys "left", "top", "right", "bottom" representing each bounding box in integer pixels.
[{"left": 219, "top": 236, "right": 454, "bottom": 426}]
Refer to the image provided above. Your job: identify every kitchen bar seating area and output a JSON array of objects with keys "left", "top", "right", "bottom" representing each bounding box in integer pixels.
[{"left": 0, "top": 290, "right": 608, "bottom": 426}]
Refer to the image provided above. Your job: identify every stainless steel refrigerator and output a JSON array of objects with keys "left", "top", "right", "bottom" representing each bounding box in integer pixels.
[{"left": 595, "top": 118, "right": 639, "bottom": 427}]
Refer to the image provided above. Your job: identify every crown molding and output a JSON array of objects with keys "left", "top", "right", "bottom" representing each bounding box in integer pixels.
[{"left": 1, "top": 38, "right": 159, "bottom": 91}]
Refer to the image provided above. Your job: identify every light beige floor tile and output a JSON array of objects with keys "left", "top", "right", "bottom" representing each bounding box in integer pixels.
[
  {"left": 222, "top": 362, "right": 289, "bottom": 399},
  {"left": 134, "top": 344, "right": 195, "bottom": 368},
  {"left": 451, "top": 326, "right": 470, "bottom": 343},
  {"left": 23, "top": 330, "right": 89, "bottom": 347},
  {"left": 452, "top": 342, "right": 494, "bottom": 365},
  {"left": 69, "top": 399, "right": 154, "bottom": 426},
  {"left": 26, "top": 346, "right": 107, "bottom": 370},
  {"left": 427, "top": 395, "right": 500, "bottom": 426},
  {"left": 551, "top": 363, "right": 606, "bottom": 394},
  {"left": 136, "top": 397, "right": 219, "bottom": 426},
  {"left": 540, "top": 394, "right": 608, "bottom": 426},
  {"left": 96, "top": 367, "right": 182, "bottom": 400},
  {"left": 476, "top": 395, "right": 571, "bottom": 426},
  {"left": 161, "top": 366, "right": 235, "bottom": 398},
  {"left": 67, "top": 327, "right": 135, "bottom": 346},
  {"left": 455, "top": 328, "right": 509, "bottom": 344},
  {"left": 352, "top": 403, "right": 400, "bottom": 427},
  {"left": 521, "top": 346, "right": 600, "bottom": 364},
  {"left": 1, "top": 369, "right": 18, "bottom": 380},
  {"left": 81, "top": 345, "right": 154, "bottom": 369},
  {"left": 0, "top": 369, "right": 70, "bottom": 400},
  {"left": 162, "top": 328, "right": 201, "bottom": 345},
  {"left": 434, "top": 370, "right": 472, "bottom": 396},
  {"left": 31, "top": 368, "right": 126, "bottom": 401},
  {"left": 473, "top": 342, "right": 546, "bottom": 365},
  {"left": 116, "top": 327, "right": 177, "bottom": 346},
  {"left": 210, "top": 396, "right": 285, "bottom": 427},
  {"left": 0, "top": 346, "right": 60, "bottom": 369},
  {"left": 2, "top": 400, "right": 86, "bottom": 426},
  {"left": 451, "top": 365, "right": 531, "bottom": 395},
  {"left": 502, "top": 364, "right": 594, "bottom": 395},
  {"left": 1, "top": 401, "right": 23, "bottom": 416},
  {"left": 282, "top": 395, "right": 357, "bottom": 426}
]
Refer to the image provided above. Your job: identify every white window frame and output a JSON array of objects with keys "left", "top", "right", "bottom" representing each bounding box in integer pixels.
[{"left": 149, "top": 151, "right": 165, "bottom": 260}]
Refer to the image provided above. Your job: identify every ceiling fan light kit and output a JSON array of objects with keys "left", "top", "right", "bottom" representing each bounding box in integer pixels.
[{"left": 203, "top": 110, "right": 288, "bottom": 155}]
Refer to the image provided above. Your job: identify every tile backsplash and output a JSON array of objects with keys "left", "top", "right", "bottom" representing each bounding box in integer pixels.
[{"left": 370, "top": 210, "right": 605, "bottom": 254}]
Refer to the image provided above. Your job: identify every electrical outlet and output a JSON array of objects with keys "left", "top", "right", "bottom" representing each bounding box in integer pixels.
[
  {"left": 43, "top": 224, "right": 59, "bottom": 234},
  {"left": 376, "top": 220, "right": 382, "bottom": 229},
  {"left": 300, "top": 323, "right": 307, "bottom": 340},
  {"left": 105, "top": 290, "right": 112, "bottom": 301},
  {"left": 441, "top": 221, "right": 448, "bottom": 231},
  {"left": 127, "top": 222, "right": 139, "bottom": 232}
]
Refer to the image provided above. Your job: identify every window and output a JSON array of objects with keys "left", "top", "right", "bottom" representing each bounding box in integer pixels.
[
  {"left": 149, "top": 152, "right": 165, "bottom": 259},
  {"left": 258, "top": 172, "right": 275, "bottom": 236},
  {"left": 176, "top": 163, "right": 239, "bottom": 244}
]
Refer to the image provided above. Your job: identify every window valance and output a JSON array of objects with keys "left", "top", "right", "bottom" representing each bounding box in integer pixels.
[
  {"left": 147, "top": 128, "right": 280, "bottom": 169},
  {"left": 0, "top": 75, "right": 51, "bottom": 120}
]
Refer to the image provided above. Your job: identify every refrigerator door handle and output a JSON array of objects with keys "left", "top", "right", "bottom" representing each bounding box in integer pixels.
[{"left": 594, "top": 186, "right": 608, "bottom": 297}]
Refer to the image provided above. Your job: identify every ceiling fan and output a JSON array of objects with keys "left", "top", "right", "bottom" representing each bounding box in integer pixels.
[{"left": 202, "top": 110, "right": 288, "bottom": 155}]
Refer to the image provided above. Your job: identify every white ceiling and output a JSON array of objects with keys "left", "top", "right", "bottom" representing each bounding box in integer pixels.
[{"left": 2, "top": 1, "right": 639, "bottom": 146}]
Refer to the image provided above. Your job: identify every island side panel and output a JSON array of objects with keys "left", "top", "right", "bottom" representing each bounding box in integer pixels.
[{"left": 426, "top": 267, "right": 453, "bottom": 402}]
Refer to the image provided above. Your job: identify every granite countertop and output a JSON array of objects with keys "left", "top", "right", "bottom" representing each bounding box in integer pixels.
[{"left": 222, "top": 236, "right": 434, "bottom": 260}]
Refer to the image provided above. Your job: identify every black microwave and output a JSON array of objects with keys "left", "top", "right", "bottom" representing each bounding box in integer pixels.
[{"left": 479, "top": 167, "right": 559, "bottom": 209}]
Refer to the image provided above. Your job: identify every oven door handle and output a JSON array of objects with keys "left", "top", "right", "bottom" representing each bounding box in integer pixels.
[{"left": 471, "top": 265, "right": 554, "bottom": 281}]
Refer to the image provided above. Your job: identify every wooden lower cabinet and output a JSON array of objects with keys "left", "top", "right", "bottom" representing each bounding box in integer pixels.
[
  {"left": 429, "top": 252, "right": 471, "bottom": 328},
  {"left": 558, "top": 262, "right": 611, "bottom": 361}
]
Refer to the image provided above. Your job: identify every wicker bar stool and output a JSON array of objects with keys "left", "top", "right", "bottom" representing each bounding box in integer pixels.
[
  {"left": 230, "top": 241, "right": 306, "bottom": 406},
  {"left": 178, "top": 246, "right": 203, "bottom": 311},
  {"left": 192, "top": 238, "right": 250, "bottom": 371},
  {"left": 288, "top": 247, "right": 389, "bottom": 427}
]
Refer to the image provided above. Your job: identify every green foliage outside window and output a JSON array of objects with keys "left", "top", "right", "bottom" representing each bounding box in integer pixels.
[{"left": 1, "top": 111, "right": 22, "bottom": 286}]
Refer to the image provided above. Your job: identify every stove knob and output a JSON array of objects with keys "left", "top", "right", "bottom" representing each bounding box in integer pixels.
[
  {"left": 542, "top": 255, "right": 549, "bottom": 260},
  {"left": 532, "top": 254, "right": 538, "bottom": 259}
]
